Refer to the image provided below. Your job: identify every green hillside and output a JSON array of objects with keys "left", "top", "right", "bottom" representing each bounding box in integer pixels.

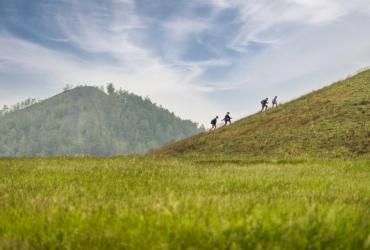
[
  {"left": 153, "top": 69, "right": 370, "bottom": 158},
  {"left": 0, "top": 86, "right": 202, "bottom": 156}
]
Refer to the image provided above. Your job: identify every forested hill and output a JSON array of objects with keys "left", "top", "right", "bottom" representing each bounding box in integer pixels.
[
  {"left": 152, "top": 69, "right": 370, "bottom": 158},
  {"left": 0, "top": 86, "right": 203, "bottom": 156}
]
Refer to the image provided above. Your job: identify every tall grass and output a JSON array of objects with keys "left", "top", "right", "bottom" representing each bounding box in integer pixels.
[{"left": 1, "top": 157, "right": 369, "bottom": 249}]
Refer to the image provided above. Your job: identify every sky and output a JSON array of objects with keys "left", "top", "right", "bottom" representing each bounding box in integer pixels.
[{"left": 1, "top": 0, "right": 370, "bottom": 125}]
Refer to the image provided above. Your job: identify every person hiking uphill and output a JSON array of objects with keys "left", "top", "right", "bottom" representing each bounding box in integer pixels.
[
  {"left": 222, "top": 112, "right": 232, "bottom": 126},
  {"left": 261, "top": 98, "right": 269, "bottom": 111},
  {"left": 272, "top": 96, "right": 278, "bottom": 107},
  {"left": 210, "top": 116, "right": 219, "bottom": 131}
]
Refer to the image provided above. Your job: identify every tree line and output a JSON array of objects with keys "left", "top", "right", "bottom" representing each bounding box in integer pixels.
[{"left": 0, "top": 83, "right": 203, "bottom": 156}]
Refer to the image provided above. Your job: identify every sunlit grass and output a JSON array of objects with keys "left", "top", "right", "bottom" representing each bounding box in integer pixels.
[
  {"left": 1, "top": 157, "right": 369, "bottom": 249},
  {"left": 152, "top": 69, "right": 370, "bottom": 158}
]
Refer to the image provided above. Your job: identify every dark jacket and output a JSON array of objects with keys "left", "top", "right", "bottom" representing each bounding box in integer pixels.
[{"left": 223, "top": 115, "right": 231, "bottom": 122}]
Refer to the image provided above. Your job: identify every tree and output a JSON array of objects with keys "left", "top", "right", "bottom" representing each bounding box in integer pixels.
[{"left": 106, "top": 83, "right": 115, "bottom": 96}]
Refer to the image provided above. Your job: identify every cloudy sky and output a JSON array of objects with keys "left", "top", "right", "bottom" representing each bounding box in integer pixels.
[{"left": 1, "top": 0, "right": 370, "bottom": 125}]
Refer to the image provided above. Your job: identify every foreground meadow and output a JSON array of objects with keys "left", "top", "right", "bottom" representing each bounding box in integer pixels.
[{"left": 0, "top": 157, "right": 369, "bottom": 249}]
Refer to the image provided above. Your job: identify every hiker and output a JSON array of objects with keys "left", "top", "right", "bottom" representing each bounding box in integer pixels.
[
  {"left": 222, "top": 112, "right": 232, "bottom": 126},
  {"left": 261, "top": 98, "right": 269, "bottom": 111},
  {"left": 272, "top": 96, "right": 278, "bottom": 107},
  {"left": 210, "top": 116, "right": 219, "bottom": 131}
]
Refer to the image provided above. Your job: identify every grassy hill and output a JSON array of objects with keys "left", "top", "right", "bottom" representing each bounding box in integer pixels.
[
  {"left": 153, "top": 69, "right": 370, "bottom": 158},
  {"left": 0, "top": 86, "right": 202, "bottom": 156}
]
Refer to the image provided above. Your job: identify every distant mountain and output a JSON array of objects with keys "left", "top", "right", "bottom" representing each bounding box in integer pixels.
[
  {"left": 152, "top": 69, "right": 370, "bottom": 158},
  {"left": 0, "top": 86, "right": 203, "bottom": 156}
]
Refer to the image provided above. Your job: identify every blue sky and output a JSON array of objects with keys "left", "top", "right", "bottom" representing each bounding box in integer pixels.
[{"left": 1, "top": 0, "right": 370, "bottom": 125}]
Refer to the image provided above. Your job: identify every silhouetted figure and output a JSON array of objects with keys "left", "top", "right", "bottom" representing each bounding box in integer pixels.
[
  {"left": 210, "top": 116, "right": 219, "bottom": 131},
  {"left": 222, "top": 112, "right": 232, "bottom": 126},
  {"left": 261, "top": 98, "right": 269, "bottom": 111},
  {"left": 272, "top": 96, "right": 278, "bottom": 107}
]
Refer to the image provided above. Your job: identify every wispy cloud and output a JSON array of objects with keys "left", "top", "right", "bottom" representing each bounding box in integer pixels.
[
  {"left": 0, "top": 30, "right": 219, "bottom": 123},
  {"left": 204, "top": 0, "right": 370, "bottom": 52},
  {"left": 162, "top": 18, "right": 210, "bottom": 42},
  {"left": 1, "top": 0, "right": 370, "bottom": 124}
]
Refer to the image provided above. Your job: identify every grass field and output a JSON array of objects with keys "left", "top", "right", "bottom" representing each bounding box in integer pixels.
[{"left": 1, "top": 156, "right": 369, "bottom": 249}]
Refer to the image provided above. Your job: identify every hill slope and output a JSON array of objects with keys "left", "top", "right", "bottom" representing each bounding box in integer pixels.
[
  {"left": 153, "top": 69, "right": 370, "bottom": 158},
  {"left": 0, "top": 86, "right": 202, "bottom": 156}
]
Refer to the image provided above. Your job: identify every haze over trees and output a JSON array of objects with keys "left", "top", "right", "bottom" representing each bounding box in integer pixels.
[{"left": 0, "top": 85, "right": 203, "bottom": 156}]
